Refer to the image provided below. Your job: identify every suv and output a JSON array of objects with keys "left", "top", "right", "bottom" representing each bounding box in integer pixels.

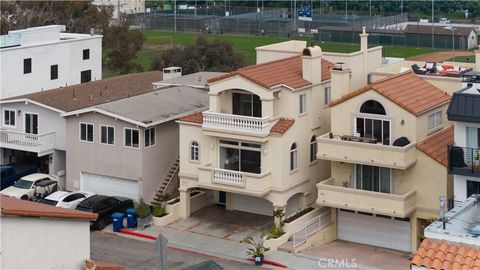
[
  {"left": 76, "top": 195, "right": 134, "bottom": 230},
  {"left": 0, "top": 173, "right": 59, "bottom": 200}
]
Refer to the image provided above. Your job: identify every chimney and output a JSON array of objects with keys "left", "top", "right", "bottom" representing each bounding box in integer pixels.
[
  {"left": 475, "top": 49, "right": 480, "bottom": 72},
  {"left": 330, "top": 62, "right": 352, "bottom": 101},
  {"left": 360, "top": 26, "right": 369, "bottom": 52},
  {"left": 302, "top": 46, "right": 322, "bottom": 84}
]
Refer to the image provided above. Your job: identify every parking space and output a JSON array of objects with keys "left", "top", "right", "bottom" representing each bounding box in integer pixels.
[
  {"left": 301, "top": 240, "right": 411, "bottom": 270},
  {"left": 167, "top": 205, "right": 273, "bottom": 241}
]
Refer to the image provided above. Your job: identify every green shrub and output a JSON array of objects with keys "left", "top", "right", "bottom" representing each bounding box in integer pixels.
[
  {"left": 135, "top": 200, "right": 151, "bottom": 218},
  {"left": 267, "top": 225, "right": 285, "bottom": 239},
  {"left": 152, "top": 204, "right": 166, "bottom": 217}
]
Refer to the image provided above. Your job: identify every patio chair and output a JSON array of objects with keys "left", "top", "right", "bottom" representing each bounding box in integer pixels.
[
  {"left": 424, "top": 62, "right": 437, "bottom": 73},
  {"left": 411, "top": 64, "right": 427, "bottom": 75}
]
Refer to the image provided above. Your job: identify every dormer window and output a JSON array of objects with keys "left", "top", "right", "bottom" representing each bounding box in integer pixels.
[{"left": 360, "top": 100, "right": 386, "bottom": 115}]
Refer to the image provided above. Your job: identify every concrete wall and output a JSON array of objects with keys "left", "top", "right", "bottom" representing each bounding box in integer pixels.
[
  {"left": 0, "top": 217, "right": 90, "bottom": 270},
  {"left": 0, "top": 34, "right": 102, "bottom": 98}
]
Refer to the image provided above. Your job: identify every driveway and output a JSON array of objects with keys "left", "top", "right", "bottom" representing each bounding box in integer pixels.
[
  {"left": 166, "top": 205, "right": 273, "bottom": 241},
  {"left": 301, "top": 240, "right": 411, "bottom": 270}
]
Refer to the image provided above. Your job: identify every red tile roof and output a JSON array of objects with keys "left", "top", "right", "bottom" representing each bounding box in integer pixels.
[
  {"left": 95, "top": 260, "right": 125, "bottom": 270},
  {"left": 270, "top": 118, "right": 295, "bottom": 134},
  {"left": 1, "top": 196, "right": 98, "bottom": 221},
  {"left": 330, "top": 71, "right": 451, "bottom": 115},
  {"left": 417, "top": 126, "right": 454, "bottom": 168},
  {"left": 411, "top": 239, "right": 480, "bottom": 270},
  {"left": 178, "top": 111, "right": 203, "bottom": 124},
  {"left": 208, "top": 56, "right": 333, "bottom": 89}
]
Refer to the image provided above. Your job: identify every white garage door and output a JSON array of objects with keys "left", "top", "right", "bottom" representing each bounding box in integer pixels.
[
  {"left": 81, "top": 172, "right": 139, "bottom": 202},
  {"left": 232, "top": 194, "right": 272, "bottom": 216},
  {"left": 338, "top": 210, "right": 411, "bottom": 252}
]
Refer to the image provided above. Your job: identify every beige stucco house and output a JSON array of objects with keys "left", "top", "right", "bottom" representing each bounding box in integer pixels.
[{"left": 316, "top": 71, "right": 454, "bottom": 252}]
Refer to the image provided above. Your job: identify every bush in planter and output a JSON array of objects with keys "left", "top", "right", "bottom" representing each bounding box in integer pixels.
[
  {"left": 152, "top": 204, "right": 166, "bottom": 217},
  {"left": 241, "top": 232, "right": 271, "bottom": 266},
  {"left": 267, "top": 225, "right": 285, "bottom": 239},
  {"left": 135, "top": 200, "right": 153, "bottom": 229}
]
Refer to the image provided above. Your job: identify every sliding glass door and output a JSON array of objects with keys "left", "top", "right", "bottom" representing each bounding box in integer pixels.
[
  {"left": 355, "top": 165, "right": 391, "bottom": 193},
  {"left": 24, "top": 113, "right": 38, "bottom": 140},
  {"left": 232, "top": 92, "right": 262, "bottom": 117},
  {"left": 219, "top": 140, "right": 261, "bottom": 174},
  {"left": 355, "top": 117, "right": 390, "bottom": 145}
]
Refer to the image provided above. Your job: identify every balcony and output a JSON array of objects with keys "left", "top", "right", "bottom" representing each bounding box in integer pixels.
[
  {"left": 316, "top": 178, "right": 417, "bottom": 218},
  {"left": 202, "top": 111, "right": 270, "bottom": 137},
  {"left": 0, "top": 129, "right": 55, "bottom": 156},
  {"left": 316, "top": 133, "right": 417, "bottom": 169},
  {"left": 448, "top": 145, "right": 480, "bottom": 177},
  {"left": 197, "top": 166, "right": 272, "bottom": 196}
]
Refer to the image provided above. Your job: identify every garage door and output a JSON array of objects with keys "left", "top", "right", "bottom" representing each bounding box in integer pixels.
[
  {"left": 81, "top": 172, "right": 139, "bottom": 201},
  {"left": 338, "top": 209, "right": 411, "bottom": 252},
  {"left": 232, "top": 194, "right": 272, "bottom": 216}
]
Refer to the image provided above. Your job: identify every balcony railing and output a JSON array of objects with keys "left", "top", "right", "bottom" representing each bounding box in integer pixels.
[
  {"left": 316, "top": 177, "right": 417, "bottom": 218},
  {"left": 212, "top": 168, "right": 245, "bottom": 187},
  {"left": 316, "top": 133, "right": 417, "bottom": 169},
  {"left": 202, "top": 111, "right": 270, "bottom": 136},
  {"left": 0, "top": 129, "right": 55, "bottom": 156},
  {"left": 448, "top": 145, "right": 480, "bottom": 177}
]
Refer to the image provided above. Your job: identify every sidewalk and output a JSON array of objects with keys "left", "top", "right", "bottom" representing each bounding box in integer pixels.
[{"left": 106, "top": 224, "right": 322, "bottom": 270}]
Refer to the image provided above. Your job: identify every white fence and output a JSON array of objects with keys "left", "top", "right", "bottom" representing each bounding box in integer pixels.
[
  {"left": 0, "top": 129, "right": 55, "bottom": 156},
  {"left": 293, "top": 210, "right": 333, "bottom": 249},
  {"left": 212, "top": 168, "right": 245, "bottom": 187},
  {"left": 202, "top": 111, "right": 270, "bottom": 136}
]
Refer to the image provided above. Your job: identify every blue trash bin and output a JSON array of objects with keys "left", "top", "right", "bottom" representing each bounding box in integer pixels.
[
  {"left": 126, "top": 208, "right": 137, "bottom": 228},
  {"left": 112, "top": 212, "right": 125, "bottom": 232}
]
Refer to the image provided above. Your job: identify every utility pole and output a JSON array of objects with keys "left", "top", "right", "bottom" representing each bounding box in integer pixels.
[
  {"left": 174, "top": 0, "right": 177, "bottom": 32},
  {"left": 117, "top": 0, "right": 121, "bottom": 25},
  {"left": 432, "top": 0, "right": 435, "bottom": 48}
]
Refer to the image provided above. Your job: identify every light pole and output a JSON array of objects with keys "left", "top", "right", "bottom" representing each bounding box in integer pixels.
[{"left": 444, "top": 25, "right": 457, "bottom": 64}]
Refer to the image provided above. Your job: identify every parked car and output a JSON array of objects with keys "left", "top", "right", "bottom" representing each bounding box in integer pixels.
[
  {"left": 0, "top": 173, "right": 58, "bottom": 200},
  {"left": 439, "top": 18, "right": 451, "bottom": 24},
  {"left": 41, "top": 191, "right": 95, "bottom": 209},
  {"left": 75, "top": 195, "right": 134, "bottom": 230},
  {"left": 0, "top": 164, "right": 37, "bottom": 190},
  {"left": 31, "top": 179, "right": 59, "bottom": 201}
]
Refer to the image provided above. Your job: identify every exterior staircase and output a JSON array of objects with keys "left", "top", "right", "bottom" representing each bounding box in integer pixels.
[{"left": 152, "top": 157, "right": 179, "bottom": 206}]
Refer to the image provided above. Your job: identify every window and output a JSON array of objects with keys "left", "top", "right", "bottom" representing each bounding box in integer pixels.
[
  {"left": 310, "top": 136, "right": 317, "bottom": 162},
  {"left": 64, "top": 193, "right": 85, "bottom": 202},
  {"left": 467, "top": 180, "right": 480, "bottom": 198},
  {"left": 100, "top": 125, "right": 114, "bottom": 145},
  {"left": 290, "top": 143, "right": 298, "bottom": 171},
  {"left": 428, "top": 111, "right": 443, "bottom": 131},
  {"left": 360, "top": 100, "right": 386, "bottom": 115},
  {"left": 50, "top": 64, "right": 58, "bottom": 80},
  {"left": 324, "top": 87, "right": 331, "bottom": 105},
  {"left": 83, "top": 49, "right": 90, "bottom": 60},
  {"left": 80, "top": 123, "right": 94, "bottom": 142},
  {"left": 24, "top": 113, "right": 38, "bottom": 136},
  {"left": 145, "top": 127, "right": 156, "bottom": 148},
  {"left": 466, "top": 127, "right": 480, "bottom": 149},
  {"left": 299, "top": 94, "right": 307, "bottom": 114},
  {"left": 124, "top": 128, "right": 139, "bottom": 148},
  {"left": 23, "top": 58, "right": 32, "bottom": 74},
  {"left": 232, "top": 92, "right": 262, "bottom": 117},
  {"left": 355, "top": 165, "right": 391, "bottom": 193},
  {"left": 81, "top": 70, "right": 92, "bottom": 83},
  {"left": 190, "top": 141, "right": 199, "bottom": 161},
  {"left": 219, "top": 140, "right": 261, "bottom": 173},
  {"left": 3, "top": 109, "right": 15, "bottom": 127}
]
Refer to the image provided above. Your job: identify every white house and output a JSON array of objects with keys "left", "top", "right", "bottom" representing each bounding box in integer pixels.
[
  {"left": 0, "top": 25, "right": 102, "bottom": 99},
  {"left": 0, "top": 196, "right": 97, "bottom": 270},
  {"left": 447, "top": 71, "right": 480, "bottom": 203}
]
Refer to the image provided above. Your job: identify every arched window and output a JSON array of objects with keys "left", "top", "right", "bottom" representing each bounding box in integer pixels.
[
  {"left": 190, "top": 141, "right": 199, "bottom": 161},
  {"left": 290, "top": 143, "right": 298, "bottom": 171},
  {"left": 310, "top": 136, "right": 317, "bottom": 162},
  {"left": 360, "top": 100, "right": 386, "bottom": 115}
]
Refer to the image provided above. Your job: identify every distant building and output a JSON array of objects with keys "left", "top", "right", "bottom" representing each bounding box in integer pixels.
[
  {"left": 404, "top": 24, "right": 478, "bottom": 50},
  {"left": 92, "top": 0, "right": 145, "bottom": 20},
  {"left": 0, "top": 25, "right": 102, "bottom": 98}
]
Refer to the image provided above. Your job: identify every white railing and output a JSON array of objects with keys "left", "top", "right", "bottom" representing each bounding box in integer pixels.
[
  {"left": 202, "top": 111, "right": 270, "bottom": 136},
  {"left": 293, "top": 210, "right": 333, "bottom": 249},
  {"left": 0, "top": 129, "right": 55, "bottom": 155},
  {"left": 212, "top": 168, "right": 245, "bottom": 187}
]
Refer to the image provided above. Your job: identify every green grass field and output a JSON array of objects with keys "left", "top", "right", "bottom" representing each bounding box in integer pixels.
[
  {"left": 445, "top": 55, "right": 476, "bottom": 63},
  {"left": 103, "top": 31, "right": 442, "bottom": 78}
]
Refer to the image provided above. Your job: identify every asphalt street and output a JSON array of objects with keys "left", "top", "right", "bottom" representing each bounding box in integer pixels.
[{"left": 90, "top": 231, "right": 259, "bottom": 270}]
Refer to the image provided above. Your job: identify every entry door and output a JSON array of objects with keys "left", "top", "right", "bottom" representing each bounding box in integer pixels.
[{"left": 25, "top": 113, "right": 38, "bottom": 140}]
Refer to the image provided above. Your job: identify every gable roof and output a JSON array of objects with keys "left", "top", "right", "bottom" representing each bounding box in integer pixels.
[
  {"left": 405, "top": 24, "right": 476, "bottom": 36},
  {"left": 411, "top": 239, "right": 480, "bottom": 270},
  {"left": 4, "top": 71, "right": 162, "bottom": 112},
  {"left": 207, "top": 56, "right": 334, "bottom": 89},
  {"left": 330, "top": 71, "right": 451, "bottom": 115},
  {"left": 1, "top": 195, "right": 97, "bottom": 221},
  {"left": 416, "top": 126, "right": 454, "bottom": 168}
]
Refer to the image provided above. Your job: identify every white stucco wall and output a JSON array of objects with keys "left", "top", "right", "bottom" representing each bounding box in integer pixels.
[
  {"left": 0, "top": 217, "right": 90, "bottom": 270},
  {"left": 0, "top": 34, "right": 102, "bottom": 98}
]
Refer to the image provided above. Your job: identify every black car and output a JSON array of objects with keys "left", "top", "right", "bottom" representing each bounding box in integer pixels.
[{"left": 75, "top": 195, "right": 133, "bottom": 230}]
